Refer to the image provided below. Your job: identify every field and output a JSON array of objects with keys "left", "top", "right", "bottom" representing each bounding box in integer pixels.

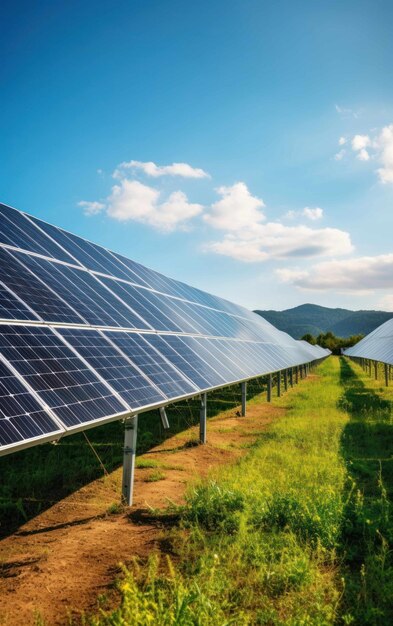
[{"left": 1, "top": 357, "right": 392, "bottom": 624}]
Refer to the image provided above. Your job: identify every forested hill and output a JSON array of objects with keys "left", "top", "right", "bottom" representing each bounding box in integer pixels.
[{"left": 254, "top": 303, "right": 393, "bottom": 339}]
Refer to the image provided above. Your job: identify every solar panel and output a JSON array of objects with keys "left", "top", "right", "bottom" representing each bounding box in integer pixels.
[
  {"left": 0, "top": 203, "right": 74, "bottom": 263},
  {"left": 105, "top": 331, "right": 198, "bottom": 399},
  {"left": 0, "top": 356, "right": 64, "bottom": 452},
  {"left": 58, "top": 327, "right": 165, "bottom": 408},
  {"left": 0, "top": 325, "right": 129, "bottom": 430},
  {"left": 0, "top": 202, "right": 330, "bottom": 458},
  {"left": 0, "top": 247, "right": 84, "bottom": 325},
  {"left": 16, "top": 252, "right": 151, "bottom": 330},
  {"left": 345, "top": 318, "right": 393, "bottom": 365},
  {"left": 144, "top": 334, "right": 227, "bottom": 389},
  {"left": 0, "top": 281, "right": 39, "bottom": 322}
]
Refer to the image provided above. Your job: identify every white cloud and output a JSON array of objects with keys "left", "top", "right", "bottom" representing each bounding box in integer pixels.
[
  {"left": 203, "top": 182, "right": 266, "bottom": 231},
  {"left": 283, "top": 207, "right": 323, "bottom": 221},
  {"left": 339, "top": 136, "right": 347, "bottom": 146},
  {"left": 206, "top": 222, "right": 352, "bottom": 263},
  {"left": 376, "top": 124, "right": 393, "bottom": 183},
  {"left": 338, "top": 124, "right": 393, "bottom": 183},
  {"left": 114, "top": 160, "right": 210, "bottom": 179},
  {"left": 204, "top": 184, "right": 349, "bottom": 262},
  {"left": 78, "top": 201, "right": 105, "bottom": 216},
  {"left": 302, "top": 207, "right": 323, "bottom": 221},
  {"left": 334, "top": 149, "right": 346, "bottom": 161},
  {"left": 357, "top": 148, "right": 370, "bottom": 161},
  {"left": 351, "top": 134, "right": 370, "bottom": 151},
  {"left": 277, "top": 254, "right": 393, "bottom": 291},
  {"left": 106, "top": 179, "right": 203, "bottom": 231}
]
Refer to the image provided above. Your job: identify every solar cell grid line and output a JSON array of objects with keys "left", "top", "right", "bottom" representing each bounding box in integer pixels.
[
  {"left": 110, "top": 251, "right": 191, "bottom": 298},
  {"left": 0, "top": 203, "right": 75, "bottom": 264},
  {"left": 213, "top": 339, "right": 267, "bottom": 378},
  {"left": 179, "top": 336, "right": 244, "bottom": 383},
  {"left": 15, "top": 250, "right": 152, "bottom": 330},
  {"left": 58, "top": 327, "right": 166, "bottom": 408},
  {"left": 27, "top": 212, "right": 148, "bottom": 284},
  {"left": 0, "top": 247, "right": 85, "bottom": 325},
  {"left": 98, "top": 276, "right": 185, "bottom": 333},
  {"left": 105, "top": 331, "right": 199, "bottom": 400},
  {"left": 144, "top": 333, "right": 227, "bottom": 390},
  {"left": 0, "top": 281, "right": 42, "bottom": 322},
  {"left": 201, "top": 338, "right": 253, "bottom": 380},
  {"left": 0, "top": 325, "right": 129, "bottom": 429},
  {"left": 137, "top": 289, "right": 202, "bottom": 335},
  {"left": 0, "top": 355, "right": 65, "bottom": 453}
]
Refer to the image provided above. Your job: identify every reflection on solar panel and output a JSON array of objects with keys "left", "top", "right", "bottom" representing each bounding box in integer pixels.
[
  {"left": 345, "top": 318, "right": 393, "bottom": 365},
  {"left": 0, "top": 201, "right": 329, "bottom": 458},
  {"left": 0, "top": 357, "right": 64, "bottom": 450}
]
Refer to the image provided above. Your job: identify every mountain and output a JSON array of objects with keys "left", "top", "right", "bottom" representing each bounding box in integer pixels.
[{"left": 254, "top": 303, "right": 393, "bottom": 339}]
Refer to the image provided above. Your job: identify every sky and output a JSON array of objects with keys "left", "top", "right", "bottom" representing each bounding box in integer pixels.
[{"left": 2, "top": 0, "right": 393, "bottom": 312}]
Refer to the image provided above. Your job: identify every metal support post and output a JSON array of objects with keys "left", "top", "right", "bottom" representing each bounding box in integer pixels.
[
  {"left": 384, "top": 363, "right": 389, "bottom": 387},
  {"left": 277, "top": 371, "right": 281, "bottom": 397},
  {"left": 200, "top": 392, "right": 207, "bottom": 444},
  {"left": 267, "top": 374, "right": 272, "bottom": 402},
  {"left": 159, "top": 406, "right": 170, "bottom": 429},
  {"left": 284, "top": 369, "right": 288, "bottom": 392},
  {"left": 295, "top": 367, "right": 299, "bottom": 384},
  {"left": 122, "top": 415, "right": 138, "bottom": 506},
  {"left": 241, "top": 381, "right": 247, "bottom": 416},
  {"left": 374, "top": 361, "right": 378, "bottom": 380},
  {"left": 289, "top": 368, "right": 293, "bottom": 387},
  {"left": 369, "top": 360, "right": 372, "bottom": 376}
]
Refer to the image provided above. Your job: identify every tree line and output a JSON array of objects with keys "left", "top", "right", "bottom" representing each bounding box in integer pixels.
[{"left": 301, "top": 331, "right": 364, "bottom": 355}]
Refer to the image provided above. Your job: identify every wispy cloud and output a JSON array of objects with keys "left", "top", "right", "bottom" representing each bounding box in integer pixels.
[
  {"left": 78, "top": 200, "right": 105, "bottom": 216},
  {"left": 284, "top": 207, "right": 324, "bottom": 221},
  {"left": 336, "top": 123, "right": 393, "bottom": 183},
  {"left": 113, "top": 160, "right": 210, "bottom": 179},
  {"left": 335, "top": 104, "right": 361, "bottom": 119}
]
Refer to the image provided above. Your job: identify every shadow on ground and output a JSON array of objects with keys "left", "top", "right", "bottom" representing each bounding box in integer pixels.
[
  {"left": 0, "top": 377, "right": 269, "bottom": 539},
  {"left": 338, "top": 357, "right": 393, "bottom": 625}
]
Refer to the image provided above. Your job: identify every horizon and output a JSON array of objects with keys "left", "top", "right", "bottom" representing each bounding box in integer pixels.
[{"left": 2, "top": 1, "right": 393, "bottom": 312}]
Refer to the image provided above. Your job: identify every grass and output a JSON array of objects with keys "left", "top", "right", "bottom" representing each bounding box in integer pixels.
[
  {"left": 145, "top": 470, "right": 167, "bottom": 482},
  {"left": 86, "top": 357, "right": 393, "bottom": 625},
  {"left": 0, "top": 377, "right": 268, "bottom": 537}
]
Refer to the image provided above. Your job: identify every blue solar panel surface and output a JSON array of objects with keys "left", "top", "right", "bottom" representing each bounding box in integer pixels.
[{"left": 0, "top": 202, "right": 329, "bottom": 455}]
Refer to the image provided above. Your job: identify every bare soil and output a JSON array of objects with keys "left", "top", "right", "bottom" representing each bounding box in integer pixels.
[{"left": 0, "top": 400, "right": 284, "bottom": 625}]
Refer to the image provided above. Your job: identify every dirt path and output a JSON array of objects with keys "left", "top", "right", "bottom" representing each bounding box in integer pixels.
[{"left": 0, "top": 399, "right": 285, "bottom": 625}]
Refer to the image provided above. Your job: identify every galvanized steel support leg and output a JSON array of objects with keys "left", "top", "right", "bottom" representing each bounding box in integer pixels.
[
  {"left": 289, "top": 368, "right": 293, "bottom": 387},
  {"left": 267, "top": 374, "right": 272, "bottom": 402},
  {"left": 159, "top": 406, "right": 170, "bottom": 429},
  {"left": 295, "top": 367, "right": 299, "bottom": 384},
  {"left": 374, "top": 361, "right": 378, "bottom": 380},
  {"left": 284, "top": 369, "right": 288, "bottom": 392},
  {"left": 369, "top": 360, "right": 372, "bottom": 376},
  {"left": 385, "top": 363, "right": 389, "bottom": 387},
  {"left": 241, "top": 381, "right": 247, "bottom": 417},
  {"left": 122, "top": 415, "right": 138, "bottom": 507},
  {"left": 200, "top": 393, "right": 207, "bottom": 444},
  {"left": 277, "top": 371, "right": 281, "bottom": 397}
]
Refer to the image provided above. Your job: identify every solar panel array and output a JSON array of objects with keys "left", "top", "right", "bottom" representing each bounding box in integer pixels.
[
  {"left": 0, "top": 202, "right": 329, "bottom": 456},
  {"left": 345, "top": 318, "right": 393, "bottom": 365}
]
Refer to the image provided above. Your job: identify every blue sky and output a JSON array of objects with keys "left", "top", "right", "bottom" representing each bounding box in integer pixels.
[{"left": 2, "top": 0, "right": 393, "bottom": 312}]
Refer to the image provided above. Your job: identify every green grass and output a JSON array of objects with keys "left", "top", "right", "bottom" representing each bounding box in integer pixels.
[{"left": 87, "top": 357, "right": 393, "bottom": 625}]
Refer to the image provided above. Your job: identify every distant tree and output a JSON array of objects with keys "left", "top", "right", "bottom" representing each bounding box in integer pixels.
[
  {"left": 302, "top": 331, "right": 364, "bottom": 355},
  {"left": 301, "top": 333, "right": 316, "bottom": 345}
]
